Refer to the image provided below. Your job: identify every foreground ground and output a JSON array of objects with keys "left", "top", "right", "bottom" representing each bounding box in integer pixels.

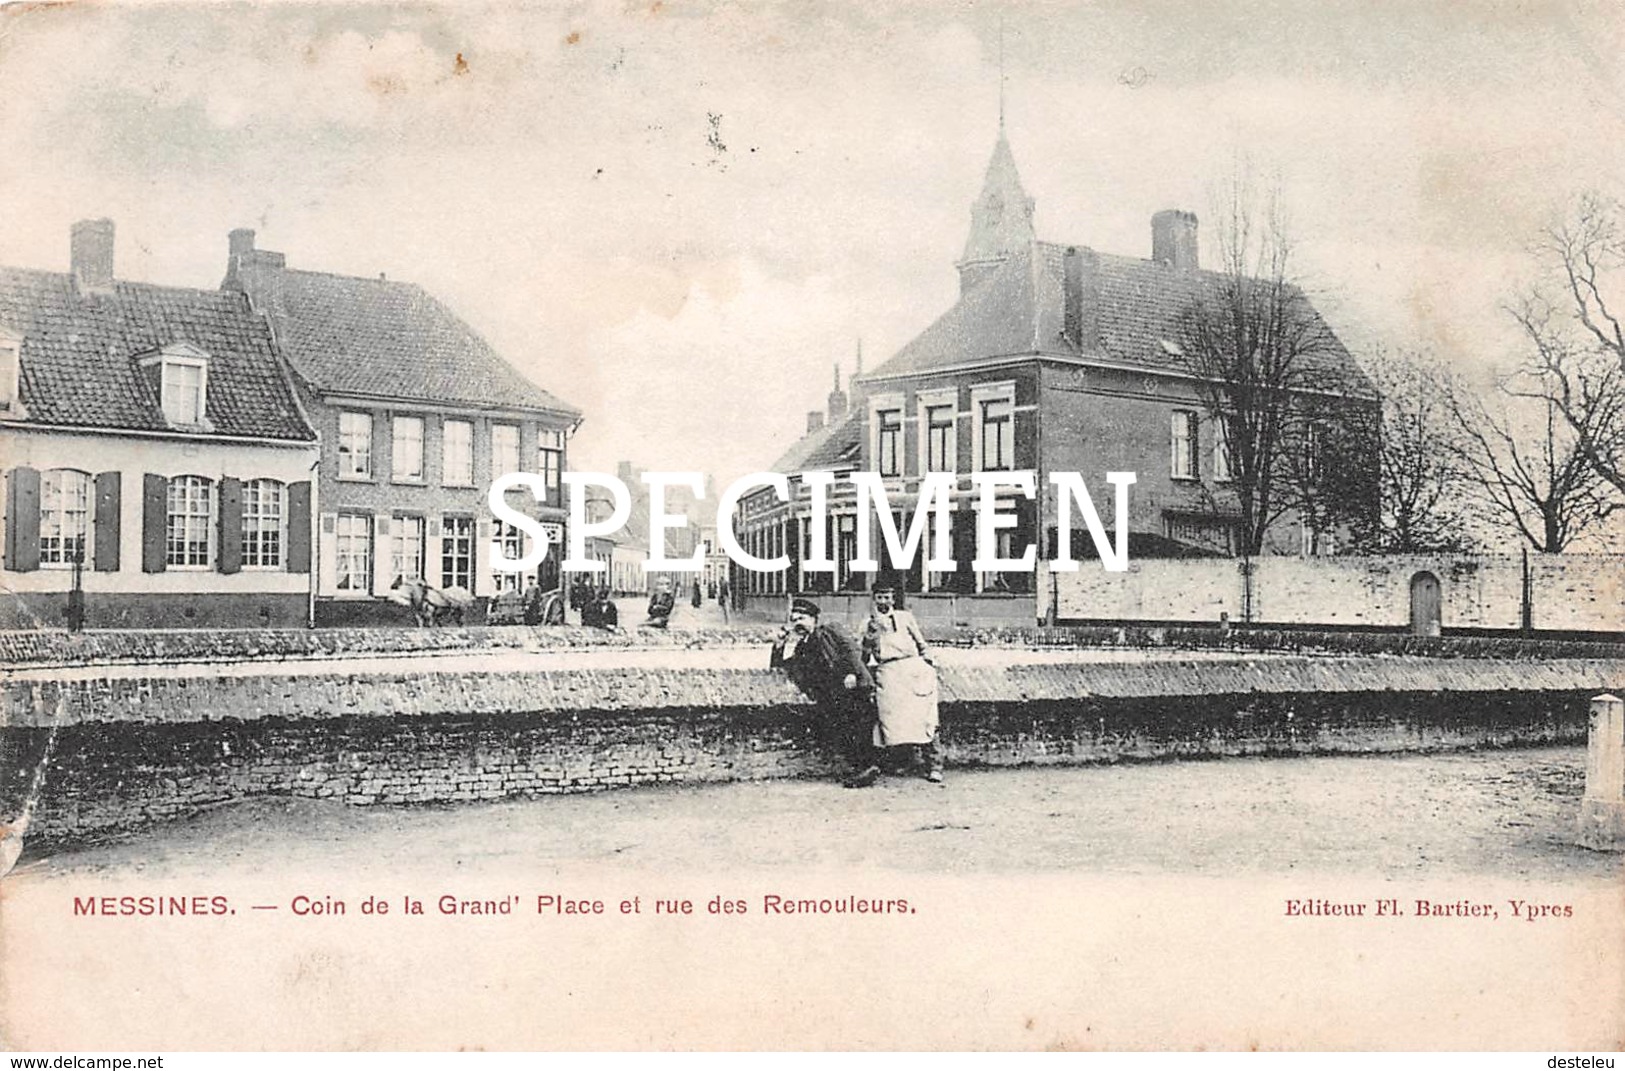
[
  {"left": 20, "top": 744, "right": 1622, "bottom": 881},
  {"left": 7, "top": 746, "right": 1622, "bottom": 1050}
]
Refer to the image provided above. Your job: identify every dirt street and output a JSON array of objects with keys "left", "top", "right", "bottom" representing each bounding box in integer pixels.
[{"left": 18, "top": 744, "right": 1622, "bottom": 882}]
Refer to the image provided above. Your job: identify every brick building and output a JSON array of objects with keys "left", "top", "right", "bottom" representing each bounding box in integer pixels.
[
  {"left": 0, "top": 220, "right": 320, "bottom": 629},
  {"left": 737, "top": 129, "right": 1377, "bottom": 612},
  {"left": 221, "top": 230, "right": 581, "bottom": 624}
]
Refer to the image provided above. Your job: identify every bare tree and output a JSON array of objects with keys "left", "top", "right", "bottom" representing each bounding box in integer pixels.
[
  {"left": 1177, "top": 173, "right": 1376, "bottom": 556},
  {"left": 1511, "top": 193, "right": 1625, "bottom": 496},
  {"left": 1347, "top": 348, "right": 1474, "bottom": 553},
  {"left": 1447, "top": 384, "right": 1619, "bottom": 552}
]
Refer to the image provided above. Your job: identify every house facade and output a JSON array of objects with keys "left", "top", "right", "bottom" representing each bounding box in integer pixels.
[
  {"left": 737, "top": 130, "right": 1378, "bottom": 615},
  {"left": 0, "top": 220, "right": 320, "bottom": 629},
  {"left": 221, "top": 230, "right": 581, "bottom": 624}
]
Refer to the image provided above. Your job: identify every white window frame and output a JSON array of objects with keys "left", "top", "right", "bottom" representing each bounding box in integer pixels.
[
  {"left": 0, "top": 329, "right": 22, "bottom": 414},
  {"left": 442, "top": 419, "right": 475, "bottom": 488},
  {"left": 166, "top": 474, "right": 215, "bottom": 569},
  {"left": 242, "top": 478, "right": 287, "bottom": 569},
  {"left": 970, "top": 382, "right": 1016, "bottom": 473},
  {"left": 39, "top": 468, "right": 90, "bottom": 568},
  {"left": 1171, "top": 410, "right": 1197, "bottom": 480},
  {"left": 441, "top": 514, "right": 474, "bottom": 590},
  {"left": 338, "top": 411, "right": 374, "bottom": 481},
  {"left": 160, "top": 356, "right": 208, "bottom": 427},
  {"left": 392, "top": 513, "right": 426, "bottom": 584},
  {"left": 537, "top": 428, "right": 564, "bottom": 504},
  {"left": 491, "top": 423, "right": 520, "bottom": 479},
  {"left": 868, "top": 393, "right": 905, "bottom": 479},
  {"left": 918, "top": 389, "right": 958, "bottom": 474},
  {"left": 334, "top": 512, "right": 373, "bottom": 593},
  {"left": 392, "top": 415, "right": 425, "bottom": 483},
  {"left": 491, "top": 520, "right": 528, "bottom": 592}
]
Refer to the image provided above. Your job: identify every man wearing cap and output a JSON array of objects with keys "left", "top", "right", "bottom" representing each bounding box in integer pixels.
[
  {"left": 770, "top": 597, "right": 880, "bottom": 787},
  {"left": 862, "top": 576, "right": 944, "bottom": 783}
]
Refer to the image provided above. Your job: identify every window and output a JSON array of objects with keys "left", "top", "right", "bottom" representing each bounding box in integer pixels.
[
  {"left": 492, "top": 520, "right": 526, "bottom": 592},
  {"left": 442, "top": 420, "right": 474, "bottom": 487},
  {"left": 876, "top": 409, "right": 902, "bottom": 477},
  {"left": 392, "top": 416, "right": 424, "bottom": 482},
  {"left": 491, "top": 424, "right": 520, "bottom": 478},
  {"left": 1171, "top": 411, "right": 1197, "bottom": 479},
  {"left": 0, "top": 334, "right": 20, "bottom": 412},
  {"left": 979, "top": 397, "right": 1013, "bottom": 470},
  {"left": 1165, "top": 513, "right": 1235, "bottom": 555},
  {"left": 166, "top": 475, "right": 213, "bottom": 567},
  {"left": 160, "top": 358, "right": 206, "bottom": 426},
  {"left": 39, "top": 469, "right": 89, "bottom": 566},
  {"left": 1213, "top": 416, "right": 1233, "bottom": 482},
  {"left": 836, "top": 514, "right": 858, "bottom": 589},
  {"left": 338, "top": 412, "right": 373, "bottom": 479},
  {"left": 441, "top": 515, "right": 473, "bottom": 590},
  {"left": 243, "top": 479, "right": 285, "bottom": 568},
  {"left": 925, "top": 402, "right": 956, "bottom": 472},
  {"left": 537, "top": 429, "right": 564, "bottom": 503},
  {"left": 1304, "top": 424, "right": 1323, "bottom": 484},
  {"left": 334, "top": 513, "right": 372, "bottom": 592},
  {"left": 392, "top": 514, "right": 425, "bottom": 583}
]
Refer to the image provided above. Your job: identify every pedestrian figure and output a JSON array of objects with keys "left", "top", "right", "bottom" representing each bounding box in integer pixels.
[
  {"left": 770, "top": 598, "right": 878, "bottom": 787},
  {"left": 595, "top": 588, "right": 619, "bottom": 630},
  {"left": 691, "top": 581, "right": 703, "bottom": 609},
  {"left": 861, "top": 575, "right": 943, "bottom": 784},
  {"left": 644, "top": 578, "right": 676, "bottom": 629}
]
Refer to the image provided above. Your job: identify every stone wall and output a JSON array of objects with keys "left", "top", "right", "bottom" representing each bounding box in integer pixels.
[
  {"left": 1054, "top": 553, "right": 1625, "bottom": 634},
  {"left": 3, "top": 651, "right": 1618, "bottom": 848}
]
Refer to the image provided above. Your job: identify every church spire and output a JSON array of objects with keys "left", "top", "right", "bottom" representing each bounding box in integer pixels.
[{"left": 956, "top": 127, "right": 1035, "bottom": 296}]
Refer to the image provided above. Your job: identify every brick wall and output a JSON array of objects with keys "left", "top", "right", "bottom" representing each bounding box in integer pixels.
[
  {"left": 3, "top": 652, "right": 1617, "bottom": 847},
  {"left": 0, "top": 591, "right": 308, "bottom": 631},
  {"left": 1055, "top": 553, "right": 1625, "bottom": 634}
]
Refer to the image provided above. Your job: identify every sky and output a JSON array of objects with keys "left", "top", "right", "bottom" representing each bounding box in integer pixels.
[{"left": 1, "top": 0, "right": 1623, "bottom": 488}]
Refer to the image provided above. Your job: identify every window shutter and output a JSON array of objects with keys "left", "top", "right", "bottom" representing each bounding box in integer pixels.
[
  {"left": 4, "top": 467, "right": 40, "bottom": 573},
  {"left": 371, "top": 513, "right": 392, "bottom": 595},
  {"left": 217, "top": 476, "right": 243, "bottom": 574},
  {"left": 286, "top": 481, "right": 312, "bottom": 573},
  {"left": 94, "top": 471, "right": 121, "bottom": 572},
  {"left": 142, "top": 473, "right": 168, "bottom": 573}
]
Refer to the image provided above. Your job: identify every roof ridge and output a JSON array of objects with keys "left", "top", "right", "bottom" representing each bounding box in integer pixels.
[
  {"left": 279, "top": 266, "right": 425, "bottom": 290},
  {"left": 0, "top": 265, "right": 266, "bottom": 304}
]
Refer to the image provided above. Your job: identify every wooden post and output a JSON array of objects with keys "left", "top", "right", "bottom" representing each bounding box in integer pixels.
[{"left": 1577, "top": 694, "right": 1625, "bottom": 851}]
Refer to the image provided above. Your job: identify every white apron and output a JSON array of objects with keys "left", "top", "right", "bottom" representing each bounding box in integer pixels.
[{"left": 867, "top": 612, "right": 940, "bottom": 746}]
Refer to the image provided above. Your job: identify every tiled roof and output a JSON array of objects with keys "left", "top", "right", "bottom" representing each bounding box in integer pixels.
[
  {"left": 248, "top": 268, "right": 580, "bottom": 417},
  {"left": 0, "top": 267, "right": 314, "bottom": 441},
  {"left": 867, "top": 242, "right": 1377, "bottom": 399},
  {"left": 768, "top": 409, "right": 862, "bottom": 474}
]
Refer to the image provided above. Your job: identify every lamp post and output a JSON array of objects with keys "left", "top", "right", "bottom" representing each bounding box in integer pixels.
[{"left": 66, "top": 543, "right": 85, "bottom": 633}]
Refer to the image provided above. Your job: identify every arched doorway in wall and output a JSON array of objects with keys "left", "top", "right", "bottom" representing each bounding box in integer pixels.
[{"left": 1409, "top": 571, "right": 1442, "bottom": 637}]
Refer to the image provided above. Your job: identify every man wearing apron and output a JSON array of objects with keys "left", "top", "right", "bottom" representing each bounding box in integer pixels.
[{"left": 860, "top": 576, "right": 944, "bottom": 784}]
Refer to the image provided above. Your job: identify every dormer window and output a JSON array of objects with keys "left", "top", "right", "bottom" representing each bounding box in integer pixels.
[
  {"left": 163, "top": 358, "right": 206, "bottom": 425},
  {"left": 137, "top": 342, "right": 212, "bottom": 430},
  {"left": 0, "top": 328, "right": 21, "bottom": 413}
]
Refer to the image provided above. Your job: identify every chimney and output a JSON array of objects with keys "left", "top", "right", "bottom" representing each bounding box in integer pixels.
[
  {"left": 1062, "top": 246, "right": 1100, "bottom": 351},
  {"left": 222, "top": 227, "right": 287, "bottom": 293},
  {"left": 1151, "top": 209, "right": 1199, "bottom": 271},
  {"left": 826, "top": 361, "right": 848, "bottom": 422},
  {"left": 70, "top": 218, "right": 115, "bottom": 293},
  {"left": 807, "top": 410, "right": 826, "bottom": 434},
  {"left": 1063, "top": 247, "right": 1082, "bottom": 347}
]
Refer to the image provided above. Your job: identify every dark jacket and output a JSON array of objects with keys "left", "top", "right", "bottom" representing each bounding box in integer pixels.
[{"left": 771, "top": 622, "right": 874, "bottom": 709}]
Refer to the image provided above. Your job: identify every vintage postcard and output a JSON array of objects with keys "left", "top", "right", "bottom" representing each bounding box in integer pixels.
[{"left": 1, "top": 0, "right": 1623, "bottom": 1054}]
